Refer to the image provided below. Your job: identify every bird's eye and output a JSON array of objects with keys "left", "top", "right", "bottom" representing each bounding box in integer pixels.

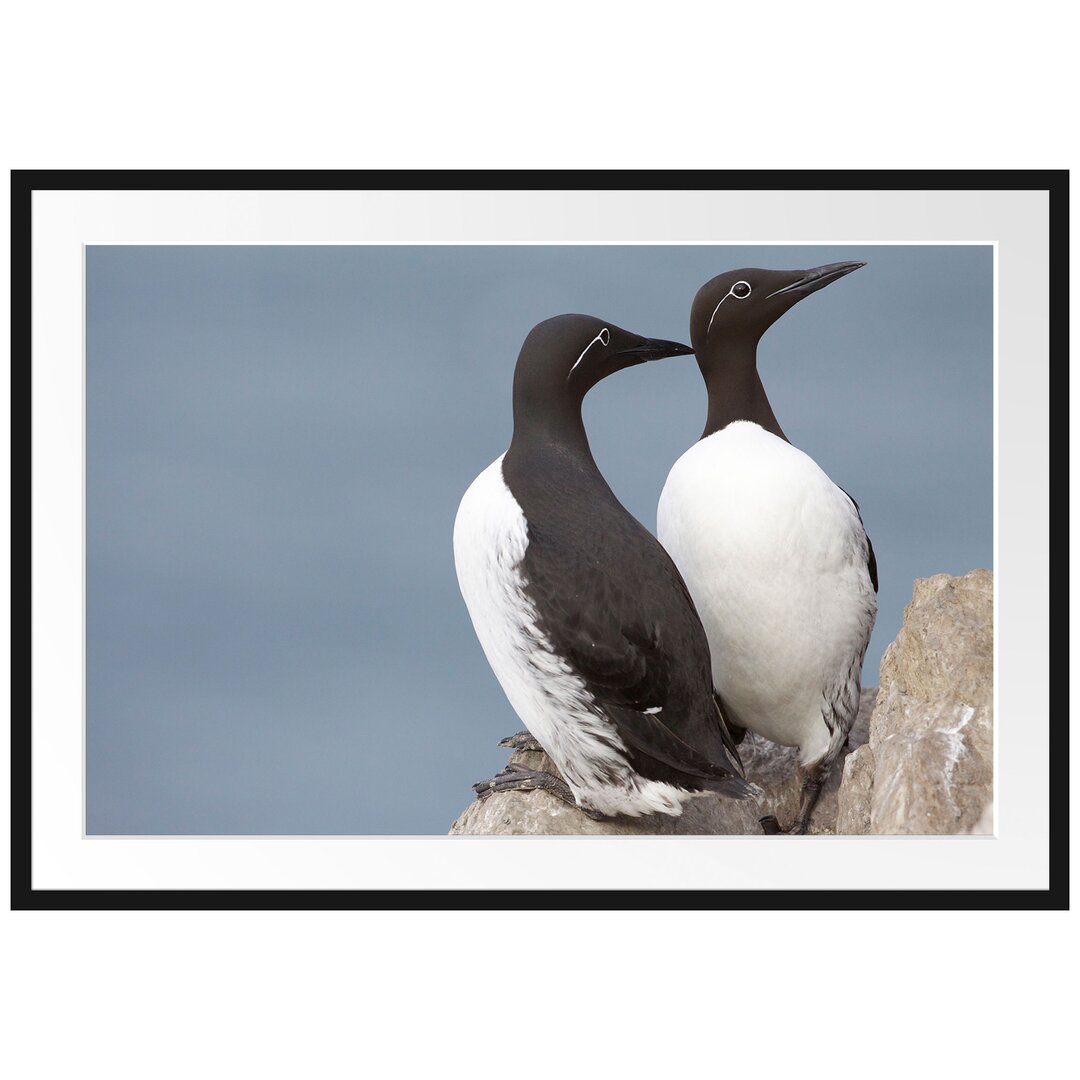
[
  {"left": 731, "top": 281, "right": 751, "bottom": 299},
  {"left": 568, "top": 326, "right": 611, "bottom": 379}
]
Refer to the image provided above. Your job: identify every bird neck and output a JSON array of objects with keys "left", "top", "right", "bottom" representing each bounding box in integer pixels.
[
  {"left": 508, "top": 393, "right": 599, "bottom": 472},
  {"left": 700, "top": 337, "right": 788, "bottom": 442}
]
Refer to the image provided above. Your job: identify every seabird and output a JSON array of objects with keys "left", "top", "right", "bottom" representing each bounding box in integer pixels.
[
  {"left": 454, "top": 314, "right": 748, "bottom": 818},
  {"left": 656, "top": 264, "right": 878, "bottom": 834}
]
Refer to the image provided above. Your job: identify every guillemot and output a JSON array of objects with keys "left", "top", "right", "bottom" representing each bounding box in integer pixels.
[
  {"left": 656, "top": 264, "right": 877, "bottom": 834},
  {"left": 454, "top": 314, "right": 748, "bottom": 819}
]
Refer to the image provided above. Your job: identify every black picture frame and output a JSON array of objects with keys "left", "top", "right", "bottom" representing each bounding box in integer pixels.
[{"left": 9, "top": 169, "right": 1069, "bottom": 911}]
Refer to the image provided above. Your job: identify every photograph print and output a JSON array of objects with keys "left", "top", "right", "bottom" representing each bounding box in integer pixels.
[{"left": 84, "top": 241, "right": 993, "bottom": 840}]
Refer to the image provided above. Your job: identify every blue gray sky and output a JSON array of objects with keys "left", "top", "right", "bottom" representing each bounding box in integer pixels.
[{"left": 85, "top": 244, "right": 993, "bottom": 834}]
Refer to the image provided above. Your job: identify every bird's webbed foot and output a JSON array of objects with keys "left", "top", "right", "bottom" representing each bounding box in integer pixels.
[
  {"left": 472, "top": 764, "right": 606, "bottom": 820},
  {"left": 497, "top": 730, "right": 545, "bottom": 753},
  {"left": 759, "top": 768, "right": 827, "bottom": 835},
  {"left": 758, "top": 813, "right": 812, "bottom": 835}
]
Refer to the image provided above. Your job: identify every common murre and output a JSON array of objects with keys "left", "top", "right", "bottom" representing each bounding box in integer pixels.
[
  {"left": 656, "top": 264, "right": 877, "bottom": 834},
  {"left": 454, "top": 314, "right": 747, "bottom": 818}
]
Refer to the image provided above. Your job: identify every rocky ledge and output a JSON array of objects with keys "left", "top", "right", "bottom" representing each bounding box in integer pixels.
[{"left": 450, "top": 569, "right": 993, "bottom": 836}]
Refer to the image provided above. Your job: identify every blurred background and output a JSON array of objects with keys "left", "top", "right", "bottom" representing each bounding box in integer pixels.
[{"left": 85, "top": 244, "right": 993, "bottom": 834}]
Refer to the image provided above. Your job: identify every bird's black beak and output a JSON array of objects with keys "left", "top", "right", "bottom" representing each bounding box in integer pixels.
[
  {"left": 613, "top": 337, "right": 695, "bottom": 363},
  {"left": 766, "top": 261, "right": 866, "bottom": 301}
]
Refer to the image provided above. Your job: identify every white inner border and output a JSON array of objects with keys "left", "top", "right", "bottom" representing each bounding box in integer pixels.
[{"left": 31, "top": 188, "right": 1046, "bottom": 891}]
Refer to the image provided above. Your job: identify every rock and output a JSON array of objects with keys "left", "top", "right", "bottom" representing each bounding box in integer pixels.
[
  {"left": 864, "top": 569, "right": 993, "bottom": 835},
  {"left": 449, "top": 570, "right": 993, "bottom": 836},
  {"left": 449, "top": 690, "right": 877, "bottom": 836},
  {"left": 969, "top": 801, "right": 994, "bottom": 835},
  {"left": 449, "top": 745, "right": 762, "bottom": 835},
  {"left": 870, "top": 569, "right": 994, "bottom": 740},
  {"left": 836, "top": 743, "right": 875, "bottom": 835}
]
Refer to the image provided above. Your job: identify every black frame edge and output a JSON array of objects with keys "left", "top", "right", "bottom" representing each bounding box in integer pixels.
[{"left": 9, "top": 168, "right": 1069, "bottom": 912}]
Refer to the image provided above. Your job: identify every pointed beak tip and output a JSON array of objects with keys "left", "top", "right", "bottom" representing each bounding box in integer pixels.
[
  {"left": 631, "top": 337, "right": 694, "bottom": 361},
  {"left": 821, "top": 260, "right": 866, "bottom": 276},
  {"left": 667, "top": 341, "right": 695, "bottom": 360},
  {"left": 833, "top": 260, "right": 867, "bottom": 281}
]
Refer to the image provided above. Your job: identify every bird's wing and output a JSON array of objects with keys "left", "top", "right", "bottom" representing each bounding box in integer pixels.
[
  {"left": 839, "top": 487, "right": 878, "bottom": 594},
  {"left": 712, "top": 693, "right": 748, "bottom": 776},
  {"left": 864, "top": 531, "right": 879, "bottom": 594},
  {"left": 526, "top": 551, "right": 744, "bottom": 784},
  {"left": 607, "top": 702, "right": 748, "bottom": 785}
]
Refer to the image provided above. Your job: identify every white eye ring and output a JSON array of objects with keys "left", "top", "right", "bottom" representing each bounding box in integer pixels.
[
  {"left": 707, "top": 281, "right": 753, "bottom": 335},
  {"left": 568, "top": 327, "right": 611, "bottom": 378}
]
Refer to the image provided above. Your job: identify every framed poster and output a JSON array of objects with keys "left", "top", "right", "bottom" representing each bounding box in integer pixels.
[{"left": 10, "top": 170, "right": 1066, "bottom": 909}]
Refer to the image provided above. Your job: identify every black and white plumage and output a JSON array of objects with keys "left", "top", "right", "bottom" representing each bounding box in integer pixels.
[
  {"left": 454, "top": 315, "right": 747, "bottom": 818},
  {"left": 656, "top": 264, "right": 877, "bottom": 834}
]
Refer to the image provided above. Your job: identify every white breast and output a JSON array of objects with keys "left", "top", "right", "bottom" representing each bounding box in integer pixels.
[
  {"left": 454, "top": 455, "right": 708, "bottom": 816},
  {"left": 657, "top": 422, "right": 876, "bottom": 764}
]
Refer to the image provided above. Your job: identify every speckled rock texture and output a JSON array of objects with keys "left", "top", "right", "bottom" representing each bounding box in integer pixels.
[
  {"left": 450, "top": 570, "right": 993, "bottom": 837},
  {"left": 850, "top": 569, "right": 994, "bottom": 835}
]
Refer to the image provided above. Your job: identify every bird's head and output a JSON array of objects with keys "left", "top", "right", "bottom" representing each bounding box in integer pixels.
[
  {"left": 690, "top": 262, "right": 866, "bottom": 355},
  {"left": 514, "top": 314, "right": 693, "bottom": 405}
]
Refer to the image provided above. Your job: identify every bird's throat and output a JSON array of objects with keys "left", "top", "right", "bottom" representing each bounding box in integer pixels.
[{"left": 700, "top": 340, "right": 788, "bottom": 442}]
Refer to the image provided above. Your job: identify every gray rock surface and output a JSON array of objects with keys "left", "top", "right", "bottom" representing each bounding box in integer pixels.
[
  {"left": 450, "top": 570, "right": 993, "bottom": 837},
  {"left": 862, "top": 569, "right": 994, "bottom": 834},
  {"left": 969, "top": 801, "right": 994, "bottom": 835},
  {"left": 450, "top": 692, "right": 877, "bottom": 836},
  {"left": 836, "top": 744, "right": 875, "bottom": 835}
]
